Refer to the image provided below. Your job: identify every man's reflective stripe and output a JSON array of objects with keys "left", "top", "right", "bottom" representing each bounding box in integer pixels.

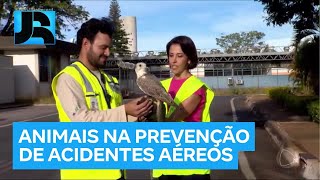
[
  {"left": 70, "top": 64, "right": 99, "bottom": 110},
  {"left": 70, "top": 64, "right": 93, "bottom": 92}
]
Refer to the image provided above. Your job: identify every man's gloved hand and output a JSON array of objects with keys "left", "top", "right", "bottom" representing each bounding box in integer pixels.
[{"left": 139, "top": 97, "right": 166, "bottom": 122}]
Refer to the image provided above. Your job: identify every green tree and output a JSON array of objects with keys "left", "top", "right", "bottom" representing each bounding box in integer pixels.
[
  {"left": 108, "top": 0, "right": 130, "bottom": 57},
  {"left": 0, "top": 0, "right": 89, "bottom": 39},
  {"left": 257, "top": 0, "right": 319, "bottom": 95},
  {"left": 291, "top": 37, "right": 319, "bottom": 95},
  {"left": 255, "top": 0, "right": 319, "bottom": 43},
  {"left": 215, "top": 31, "right": 266, "bottom": 53},
  {"left": 290, "top": 25, "right": 319, "bottom": 95}
]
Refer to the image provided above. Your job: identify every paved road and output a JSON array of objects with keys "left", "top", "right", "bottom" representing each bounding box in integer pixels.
[
  {"left": 209, "top": 96, "right": 301, "bottom": 180},
  {"left": 0, "top": 105, "right": 59, "bottom": 179},
  {"left": 0, "top": 97, "right": 302, "bottom": 179}
]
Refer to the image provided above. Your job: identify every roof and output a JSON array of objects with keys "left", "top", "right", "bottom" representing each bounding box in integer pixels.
[{"left": 0, "top": 36, "right": 79, "bottom": 55}]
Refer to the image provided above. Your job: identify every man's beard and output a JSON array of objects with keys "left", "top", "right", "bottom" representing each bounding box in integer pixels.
[{"left": 87, "top": 49, "right": 107, "bottom": 69}]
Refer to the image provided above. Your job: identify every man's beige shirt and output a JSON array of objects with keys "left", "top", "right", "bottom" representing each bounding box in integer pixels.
[{"left": 56, "top": 70, "right": 137, "bottom": 122}]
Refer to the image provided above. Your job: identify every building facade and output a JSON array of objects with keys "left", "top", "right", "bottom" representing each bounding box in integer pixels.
[
  {"left": 0, "top": 36, "right": 78, "bottom": 103},
  {"left": 120, "top": 16, "right": 137, "bottom": 53}
]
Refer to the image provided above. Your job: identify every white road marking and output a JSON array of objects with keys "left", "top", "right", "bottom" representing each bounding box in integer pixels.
[
  {"left": 230, "top": 97, "right": 256, "bottom": 180},
  {"left": 0, "top": 112, "right": 57, "bottom": 174},
  {"left": 0, "top": 161, "right": 12, "bottom": 174},
  {"left": 0, "top": 113, "right": 58, "bottom": 128},
  {"left": 239, "top": 152, "right": 257, "bottom": 180}
]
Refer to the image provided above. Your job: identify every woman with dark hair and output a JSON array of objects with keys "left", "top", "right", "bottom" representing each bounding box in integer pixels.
[{"left": 152, "top": 36, "right": 214, "bottom": 180}]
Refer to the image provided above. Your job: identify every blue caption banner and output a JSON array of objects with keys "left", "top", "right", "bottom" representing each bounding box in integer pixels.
[{"left": 13, "top": 122, "right": 255, "bottom": 170}]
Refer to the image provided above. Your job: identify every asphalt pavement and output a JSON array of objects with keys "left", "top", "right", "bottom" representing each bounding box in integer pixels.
[{"left": 0, "top": 96, "right": 303, "bottom": 179}]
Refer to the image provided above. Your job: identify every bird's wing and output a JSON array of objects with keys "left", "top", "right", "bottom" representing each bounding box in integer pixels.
[{"left": 137, "top": 74, "right": 175, "bottom": 106}]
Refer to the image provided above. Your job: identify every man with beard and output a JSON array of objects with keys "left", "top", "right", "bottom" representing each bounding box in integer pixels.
[{"left": 51, "top": 18, "right": 153, "bottom": 180}]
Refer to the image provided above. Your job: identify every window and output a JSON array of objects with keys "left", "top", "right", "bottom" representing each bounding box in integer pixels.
[
  {"left": 243, "top": 68, "right": 252, "bottom": 75},
  {"left": 253, "top": 68, "right": 267, "bottom": 75},
  {"left": 39, "top": 53, "right": 49, "bottom": 82},
  {"left": 151, "top": 70, "right": 170, "bottom": 78},
  {"left": 213, "top": 69, "right": 223, "bottom": 76},
  {"left": 50, "top": 54, "right": 60, "bottom": 80},
  {"left": 234, "top": 69, "right": 243, "bottom": 76},
  {"left": 205, "top": 69, "right": 213, "bottom": 76},
  {"left": 39, "top": 53, "right": 60, "bottom": 82},
  {"left": 224, "top": 69, "right": 232, "bottom": 76}
]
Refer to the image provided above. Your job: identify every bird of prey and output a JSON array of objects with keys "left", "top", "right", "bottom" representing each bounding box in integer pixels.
[{"left": 135, "top": 62, "right": 178, "bottom": 108}]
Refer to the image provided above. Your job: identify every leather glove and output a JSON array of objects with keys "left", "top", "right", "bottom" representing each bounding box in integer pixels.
[{"left": 143, "top": 97, "right": 166, "bottom": 122}]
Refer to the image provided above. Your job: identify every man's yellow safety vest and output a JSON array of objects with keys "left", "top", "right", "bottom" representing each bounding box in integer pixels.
[
  {"left": 51, "top": 61, "right": 123, "bottom": 180},
  {"left": 152, "top": 75, "right": 214, "bottom": 178}
]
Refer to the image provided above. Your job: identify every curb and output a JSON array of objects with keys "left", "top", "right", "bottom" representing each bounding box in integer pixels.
[
  {"left": 33, "top": 104, "right": 56, "bottom": 106},
  {"left": 264, "top": 121, "right": 306, "bottom": 166},
  {"left": 245, "top": 95, "right": 320, "bottom": 180},
  {"left": 264, "top": 121, "right": 320, "bottom": 180}
]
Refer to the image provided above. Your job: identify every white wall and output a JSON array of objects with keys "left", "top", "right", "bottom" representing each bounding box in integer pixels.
[
  {"left": 0, "top": 55, "right": 15, "bottom": 104},
  {"left": 267, "top": 68, "right": 290, "bottom": 75},
  {"left": 190, "top": 64, "right": 205, "bottom": 77},
  {"left": 121, "top": 16, "right": 137, "bottom": 52},
  {"left": 4, "top": 50, "right": 39, "bottom": 100}
]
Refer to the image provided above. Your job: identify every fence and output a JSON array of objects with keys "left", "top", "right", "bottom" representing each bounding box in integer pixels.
[
  {"left": 115, "top": 68, "right": 294, "bottom": 96},
  {"left": 113, "top": 46, "right": 294, "bottom": 58}
]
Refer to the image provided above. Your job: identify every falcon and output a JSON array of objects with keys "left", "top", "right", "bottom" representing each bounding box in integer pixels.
[{"left": 135, "top": 62, "right": 177, "bottom": 108}]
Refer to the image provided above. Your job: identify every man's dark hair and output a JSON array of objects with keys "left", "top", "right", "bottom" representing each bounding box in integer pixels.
[
  {"left": 166, "top": 35, "right": 198, "bottom": 69},
  {"left": 76, "top": 17, "right": 115, "bottom": 48}
]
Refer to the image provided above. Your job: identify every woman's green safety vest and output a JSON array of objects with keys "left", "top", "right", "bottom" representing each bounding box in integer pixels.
[
  {"left": 51, "top": 61, "right": 123, "bottom": 180},
  {"left": 152, "top": 75, "right": 214, "bottom": 178}
]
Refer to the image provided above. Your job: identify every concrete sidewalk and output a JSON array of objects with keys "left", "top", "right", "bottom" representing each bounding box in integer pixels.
[{"left": 246, "top": 94, "right": 319, "bottom": 180}]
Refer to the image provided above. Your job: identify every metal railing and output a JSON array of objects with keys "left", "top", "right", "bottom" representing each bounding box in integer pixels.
[{"left": 112, "top": 46, "right": 295, "bottom": 58}]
